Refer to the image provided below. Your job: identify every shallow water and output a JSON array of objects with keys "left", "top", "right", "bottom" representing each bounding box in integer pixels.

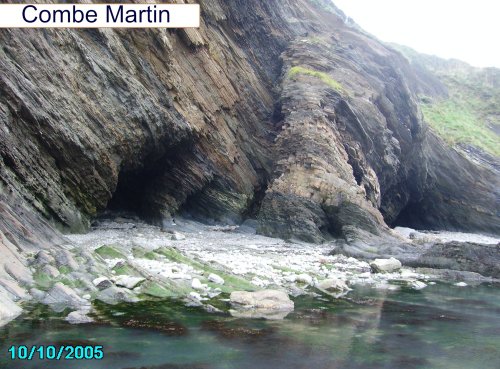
[{"left": 1, "top": 284, "right": 500, "bottom": 369}]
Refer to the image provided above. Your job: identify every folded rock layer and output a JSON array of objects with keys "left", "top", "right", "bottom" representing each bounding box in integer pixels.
[{"left": 0, "top": 0, "right": 498, "bottom": 249}]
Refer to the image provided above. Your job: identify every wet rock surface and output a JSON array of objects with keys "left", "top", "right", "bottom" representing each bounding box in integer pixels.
[
  {"left": 409, "top": 241, "right": 500, "bottom": 278},
  {"left": 230, "top": 290, "right": 294, "bottom": 320}
]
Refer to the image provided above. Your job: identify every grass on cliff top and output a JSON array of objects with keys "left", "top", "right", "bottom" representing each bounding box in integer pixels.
[
  {"left": 421, "top": 99, "right": 500, "bottom": 157},
  {"left": 288, "top": 66, "right": 345, "bottom": 94}
]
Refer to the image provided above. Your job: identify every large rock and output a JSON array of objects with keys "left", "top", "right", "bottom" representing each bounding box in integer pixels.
[
  {"left": 114, "top": 275, "right": 145, "bottom": 290},
  {"left": 207, "top": 273, "right": 225, "bottom": 285},
  {"left": 96, "top": 286, "right": 138, "bottom": 305},
  {"left": 92, "top": 277, "right": 113, "bottom": 290},
  {"left": 370, "top": 258, "right": 403, "bottom": 273},
  {"left": 317, "top": 278, "right": 350, "bottom": 292},
  {"left": 410, "top": 242, "right": 500, "bottom": 278},
  {"left": 0, "top": 288, "right": 22, "bottom": 327},
  {"left": 66, "top": 308, "right": 94, "bottom": 325},
  {"left": 42, "top": 283, "right": 88, "bottom": 310},
  {"left": 229, "top": 290, "right": 294, "bottom": 320}
]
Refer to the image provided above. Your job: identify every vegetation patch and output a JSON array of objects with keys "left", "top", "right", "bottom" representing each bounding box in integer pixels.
[
  {"left": 141, "top": 281, "right": 177, "bottom": 298},
  {"left": 393, "top": 44, "right": 499, "bottom": 157},
  {"left": 94, "top": 245, "right": 125, "bottom": 259},
  {"left": 155, "top": 247, "right": 257, "bottom": 292},
  {"left": 288, "top": 66, "right": 345, "bottom": 94},
  {"left": 272, "top": 264, "right": 302, "bottom": 274},
  {"left": 113, "top": 263, "right": 140, "bottom": 276},
  {"left": 58, "top": 265, "right": 71, "bottom": 275},
  {"left": 33, "top": 271, "right": 52, "bottom": 290},
  {"left": 132, "top": 247, "right": 157, "bottom": 260},
  {"left": 421, "top": 99, "right": 500, "bottom": 156}
]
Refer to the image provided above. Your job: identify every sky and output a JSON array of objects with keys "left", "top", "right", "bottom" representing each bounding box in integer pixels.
[{"left": 332, "top": 0, "right": 500, "bottom": 68}]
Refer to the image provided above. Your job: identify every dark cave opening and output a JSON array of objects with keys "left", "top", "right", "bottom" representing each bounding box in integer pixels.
[
  {"left": 106, "top": 163, "right": 164, "bottom": 221},
  {"left": 391, "top": 201, "right": 437, "bottom": 231}
]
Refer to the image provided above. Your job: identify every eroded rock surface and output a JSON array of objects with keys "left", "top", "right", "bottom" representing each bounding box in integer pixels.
[
  {"left": 0, "top": 0, "right": 499, "bottom": 325},
  {"left": 1, "top": 0, "right": 498, "bottom": 252}
]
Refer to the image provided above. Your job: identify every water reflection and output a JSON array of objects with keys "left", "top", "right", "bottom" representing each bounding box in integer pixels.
[{"left": 1, "top": 284, "right": 499, "bottom": 369}]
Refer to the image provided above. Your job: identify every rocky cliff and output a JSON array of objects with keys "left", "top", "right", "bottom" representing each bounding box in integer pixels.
[{"left": 1, "top": 0, "right": 499, "bottom": 257}]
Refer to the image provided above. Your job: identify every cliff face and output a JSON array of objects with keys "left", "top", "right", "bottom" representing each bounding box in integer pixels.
[{"left": 0, "top": 0, "right": 498, "bottom": 253}]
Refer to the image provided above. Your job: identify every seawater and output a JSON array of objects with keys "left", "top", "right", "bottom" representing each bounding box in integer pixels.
[{"left": 1, "top": 283, "right": 499, "bottom": 369}]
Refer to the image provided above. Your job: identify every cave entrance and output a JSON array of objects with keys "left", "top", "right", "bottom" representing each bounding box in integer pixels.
[
  {"left": 102, "top": 139, "right": 196, "bottom": 224},
  {"left": 106, "top": 164, "right": 161, "bottom": 220}
]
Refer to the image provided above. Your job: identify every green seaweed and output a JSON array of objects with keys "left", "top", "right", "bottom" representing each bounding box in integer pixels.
[
  {"left": 155, "top": 247, "right": 257, "bottom": 292},
  {"left": 33, "top": 271, "right": 52, "bottom": 290},
  {"left": 94, "top": 245, "right": 125, "bottom": 259}
]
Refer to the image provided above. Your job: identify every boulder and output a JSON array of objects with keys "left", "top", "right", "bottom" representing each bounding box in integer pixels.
[
  {"left": 411, "top": 241, "right": 500, "bottom": 278},
  {"left": 229, "top": 290, "right": 294, "bottom": 319},
  {"left": 170, "top": 232, "right": 186, "bottom": 241},
  {"left": 191, "top": 278, "right": 205, "bottom": 290},
  {"left": 208, "top": 273, "right": 225, "bottom": 285},
  {"left": 54, "top": 249, "right": 79, "bottom": 271},
  {"left": 96, "top": 286, "right": 138, "bottom": 305},
  {"left": 29, "top": 288, "right": 47, "bottom": 301},
  {"left": 409, "top": 280, "right": 427, "bottom": 290},
  {"left": 189, "top": 292, "right": 203, "bottom": 301},
  {"left": 0, "top": 278, "right": 29, "bottom": 300},
  {"left": 317, "top": 278, "right": 350, "bottom": 292},
  {"left": 114, "top": 275, "right": 145, "bottom": 289},
  {"left": 42, "top": 283, "right": 88, "bottom": 309},
  {"left": 34, "top": 250, "right": 55, "bottom": 266},
  {"left": 42, "top": 265, "right": 60, "bottom": 278},
  {"left": 370, "top": 257, "right": 402, "bottom": 273},
  {"left": 295, "top": 274, "right": 313, "bottom": 285},
  {"left": 0, "top": 288, "right": 22, "bottom": 327},
  {"left": 66, "top": 309, "right": 94, "bottom": 324},
  {"left": 92, "top": 277, "right": 113, "bottom": 290}
]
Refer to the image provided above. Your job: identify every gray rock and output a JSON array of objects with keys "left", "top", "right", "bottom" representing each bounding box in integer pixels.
[
  {"left": 66, "top": 309, "right": 94, "bottom": 324},
  {"left": 207, "top": 273, "right": 225, "bottom": 285},
  {"left": 191, "top": 278, "right": 204, "bottom": 290},
  {"left": 54, "top": 250, "right": 79, "bottom": 271},
  {"left": 189, "top": 291, "right": 203, "bottom": 301},
  {"left": 92, "top": 277, "right": 113, "bottom": 290},
  {"left": 0, "top": 288, "right": 22, "bottom": 327},
  {"left": 370, "top": 258, "right": 402, "bottom": 273},
  {"left": 42, "top": 283, "right": 88, "bottom": 309},
  {"left": 4, "top": 262, "right": 33, "bottom": 286},
  {"left": 0, "top": 278, "right": 29, "bottom": 300},
  {"left": 408, "top": 280, "right": 427, "bottom": 290},
  {"left": 96, "top": 286, "right": 138, "bottom": 305},
  {"left": 170, "top": 232, "right": 186, "bottom": 241},
  {"left": 230, "top": 290, "right": 294, "bottom": 319},
  {"left": 34, "top": 250, "right": 55, "bottom": 266},
  {"left": 29, "top": 288, "right": 47, "bottom": 301},
  {"left": 410, "top": 241, "right": 500, "bottom": 278},
  {"left": 415, "top": 268, "right": 494, "bottom": 283},
  {"left": 114, "top": 275, "right": 145, "bottom": 289},
  {"left": 42, "top": 265, "right": 60, "bottom": 278},
  {"left": 317, "top": 278, "right": 350, "bottom": 292},
  {"left": 295, "top": 274, "right": 313, "bottom": 285}
]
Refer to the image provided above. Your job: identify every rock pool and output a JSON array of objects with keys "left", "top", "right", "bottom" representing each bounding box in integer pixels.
[{"left": 1, "top": 283, "right": 499, "bottom": 369}]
